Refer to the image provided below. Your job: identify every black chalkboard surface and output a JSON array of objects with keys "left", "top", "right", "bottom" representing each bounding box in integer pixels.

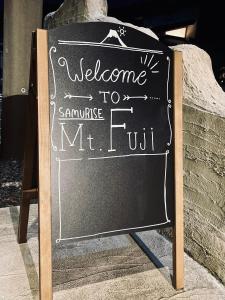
[{"left": 48, "top": 22, "right": 174, "bottom": 244}]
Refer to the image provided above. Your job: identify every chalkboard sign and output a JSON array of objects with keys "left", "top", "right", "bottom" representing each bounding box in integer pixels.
[
  {"left": 48, "top": 22, "right": 174, "bottom": 244},
  {"left": 18, "top": 26, "right": 183, "bottom": 297}
]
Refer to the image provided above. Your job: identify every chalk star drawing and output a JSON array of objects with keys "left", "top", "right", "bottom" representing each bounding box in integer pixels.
[
  {"left": 140, "top": 54, "right": 159, "bottom": 73},
  {"left": 117, "top": 26, "right": 126, "bottom": 37}
]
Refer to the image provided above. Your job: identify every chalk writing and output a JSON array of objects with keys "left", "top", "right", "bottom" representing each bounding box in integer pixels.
[
  {"left": 48, "top": 22, "right": 174, "bottom": 243},
  {"left": 58, "top": 57, "right": 147, "bottom": 86}
]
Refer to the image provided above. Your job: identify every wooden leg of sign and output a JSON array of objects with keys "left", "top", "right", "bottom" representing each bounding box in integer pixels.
[
  {"left": 18, "top": 33, "right": 38, "bottom": 244},
  {"left": 37, "top": 29, "right": 53, "bottom": 299},
  {"left": 173, "top": 50, "right": 184, "bottom": 290},
  {"left": 18, "top": 194, "right": 31, "bottom": 244},
  {"left": 18, "top": 94, "right": 38, "bottom": 244},
  {"left": 18, "top": 189, "right": 38, "bottom": 243}
]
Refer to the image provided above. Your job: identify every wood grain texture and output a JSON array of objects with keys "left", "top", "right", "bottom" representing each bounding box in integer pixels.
[
  {"left": 18, "top": 34, "right": 38, "bottom": 244},
  {"left": 37, "top": 29, "right": 53, "bottom": 299},
  {"left": 173, "top": 50, "right": 184, "bottom": 290},
  {"left": 17, "top": 96, "right": 37, "bottom": 243},
  {"left": 23, "top": 188, "right": 38, "bottom": 199}
]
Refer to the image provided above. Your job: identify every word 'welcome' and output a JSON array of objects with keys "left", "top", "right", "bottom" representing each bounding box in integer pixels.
[{"left": 58, "top": 57, "right": 147, "bottom": 86}]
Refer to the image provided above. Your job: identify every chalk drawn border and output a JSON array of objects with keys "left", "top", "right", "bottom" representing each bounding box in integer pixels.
[
  {"left": 49, "top": 33, "right": 173, "bottom": 243},
  {"left": 58, "top": 40, "right": 164, "bottom": 54},
  {"left": 55, "top": 151, "right": 171, "bottom": 243},
  {"left": 166, "top": 56, "right": 172, "bottom": 146}
]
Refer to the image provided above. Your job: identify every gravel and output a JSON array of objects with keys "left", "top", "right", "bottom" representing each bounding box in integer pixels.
[{"left": 0, "top": 160, "right": 22, "bottom": 207}]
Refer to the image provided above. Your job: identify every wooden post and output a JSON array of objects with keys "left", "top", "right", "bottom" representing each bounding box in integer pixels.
[
  {"left": 173, "top": 50, "right": 184, "bottom": 290},
  {"left": 37, "top": 29, "right": 53, "bottom": 299},
  {"left": 17, "top": 96, "right": 37, "bottom": 243},
  {"left": 18, "top": 34, "right": 38, "bottom": 244}
]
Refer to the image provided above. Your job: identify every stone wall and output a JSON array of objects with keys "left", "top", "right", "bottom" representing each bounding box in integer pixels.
[
  {"left": 174, "top": 44, "right": 225, "bottom": 284},
  {"left": 183, "top": 104, "right": 225, "bottom": 283},
  {"left": 45, "top": 0, "right": 225, "bottom": 284}
]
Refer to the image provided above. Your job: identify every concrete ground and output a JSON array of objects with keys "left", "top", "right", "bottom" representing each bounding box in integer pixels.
[{"left": 0, "top": 204, "right": 224, "bottom": 299}]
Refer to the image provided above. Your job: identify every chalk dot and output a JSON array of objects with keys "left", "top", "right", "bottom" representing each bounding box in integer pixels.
[
  {"left": 21, "top": 88, "right": 26, "bottom": 94},
  {"left": 100, "top": 148, "right": 102, "bottom": 151}
]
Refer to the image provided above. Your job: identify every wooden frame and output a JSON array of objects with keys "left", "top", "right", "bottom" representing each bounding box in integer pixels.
[
  {"left": 173, "top": 50, "right": 184, "bottom": 289},
  {"left": 37, "top": 29, "right": 53, "bottom": 299},
  {"left": 18, "top": 31, "right": 183, "bottom": 297}
]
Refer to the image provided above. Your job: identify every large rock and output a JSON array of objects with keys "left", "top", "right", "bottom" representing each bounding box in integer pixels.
[
  {"left": 44, "top": 0, "right": 107, "bottom": 28},
  {"left": 173, "top": 44, "right": 225, "bottom": 117},
  {"left": 173, "top": 44, "right": 225, "bottom": 284},
  {"left": 44, "top": 0, "right": 158, "bottom": 40},
  {"left": 45, "top": 1, "right": 225, "bottom": 284}
]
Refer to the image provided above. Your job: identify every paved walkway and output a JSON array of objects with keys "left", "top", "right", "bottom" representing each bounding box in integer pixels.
[{"left": 0, "top": 204, "right": 224, "bottom": 299}]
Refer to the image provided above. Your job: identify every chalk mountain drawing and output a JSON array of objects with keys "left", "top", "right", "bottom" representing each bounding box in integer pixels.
[{"left": 100, "top": 29, "right": 127, "bottom": 47}]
